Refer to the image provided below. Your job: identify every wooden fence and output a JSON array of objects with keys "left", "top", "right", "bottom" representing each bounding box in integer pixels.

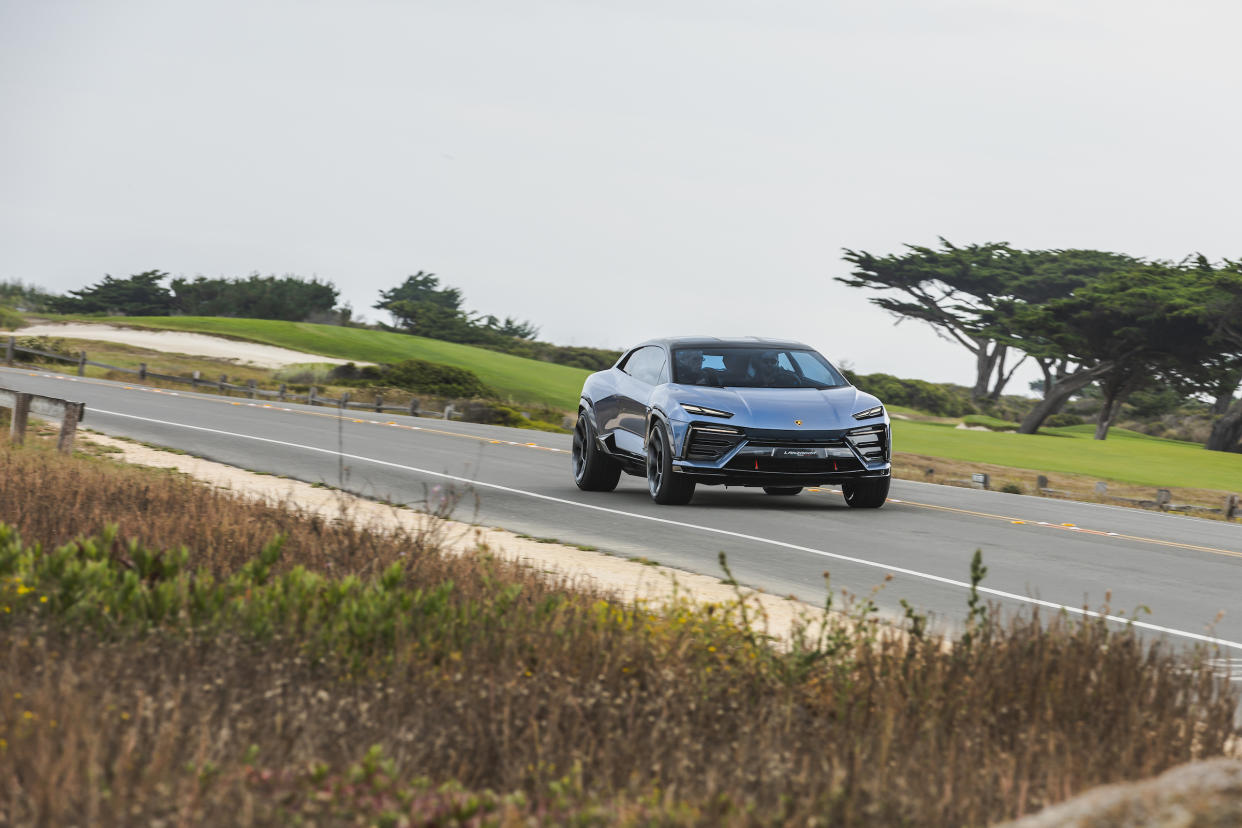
[
  {"left": 0, "top": 386, "right": 84, "bottom": 453},
  {"left": 3, "top": 335, "right": 452, "bottom": 418}
]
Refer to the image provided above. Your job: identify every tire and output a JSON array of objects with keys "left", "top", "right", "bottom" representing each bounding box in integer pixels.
[
  {"left": 572, "top": 413, "right": 621, "bottom": 492},
  {"left": 763, "top": 486, "right": 802, "bottom": 496},
  {"left": 842, "top": 476, "right": 890, "bottom": 509},
  {"left": 646, "top": 424, "right": 695, "bottom": 505}
]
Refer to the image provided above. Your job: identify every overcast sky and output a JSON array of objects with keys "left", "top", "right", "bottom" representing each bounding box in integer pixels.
[{"left": 3, "top": 0, "right": 1240, "bottom": 389}]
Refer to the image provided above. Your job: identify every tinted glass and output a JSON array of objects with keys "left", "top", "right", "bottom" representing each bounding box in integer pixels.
[
  {"left": 624, "top": 346, "right": 667, "bottom": 386},
  {"left": 672, "top": 347, "right": 846, "bottom": 389}
]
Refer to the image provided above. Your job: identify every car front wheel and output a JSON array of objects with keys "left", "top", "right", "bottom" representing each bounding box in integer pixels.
[
  {"left": 842, "top": 476, "right": 890, "bottom": 508},
  {"left": 647, "top": 424, "right": 695, "bottom": 505},
  {"left": 572, "top": 414, "right": 621, "bottom": 492}
]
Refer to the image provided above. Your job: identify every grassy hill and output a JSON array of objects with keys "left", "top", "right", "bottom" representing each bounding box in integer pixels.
[
  {"left": 53, "top": 315, "right": 592, "bottom": 410},
  {"left": 893, "top": 419, "right": 1241, "bottom": 491}
]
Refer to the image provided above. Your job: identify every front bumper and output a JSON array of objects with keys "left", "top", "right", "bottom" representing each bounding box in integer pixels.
[{"left": 671, "top": 421, "right": 891, "bottom": 487}]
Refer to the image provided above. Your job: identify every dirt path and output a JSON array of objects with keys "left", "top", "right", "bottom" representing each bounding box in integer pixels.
[{"left": 4, "top": 322, "right": 369, "bottom": 368}]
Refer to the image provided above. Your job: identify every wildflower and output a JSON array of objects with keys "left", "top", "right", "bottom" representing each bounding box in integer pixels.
[
  {"left": 12, "top": 693, "right": 20, "bottom": 700},
  {"left": 120, "top": 712, "right": 130, "bottom": 720},
  {"left": 22, "top": 711, "right": 34, "bottom": 720},
  {"left": 39, "top": 596, "right": 48, "bottom": 604},
  {"left": 708, "top": 646, "right": 716, "bottom": 653}
]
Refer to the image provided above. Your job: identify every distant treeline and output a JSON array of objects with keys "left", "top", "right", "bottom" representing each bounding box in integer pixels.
[{"left": 42, "top": 271, "right": 341, "bottom": 323}]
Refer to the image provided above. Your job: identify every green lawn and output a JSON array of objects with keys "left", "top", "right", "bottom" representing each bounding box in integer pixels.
[
  {"left": 893, "top": 419, "right": 1242, "bottom": 491},
  {"left": 52, "top": 316, "right": 591, "bottom": 410}
]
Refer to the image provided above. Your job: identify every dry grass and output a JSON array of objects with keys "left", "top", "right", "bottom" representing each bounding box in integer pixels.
[{"left": 0, "top": 441, "right": 1237, "bottom": 826}]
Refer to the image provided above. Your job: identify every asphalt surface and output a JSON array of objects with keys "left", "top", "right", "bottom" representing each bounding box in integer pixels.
[{"left": 5, "top": 365, "right": 1242, "bottom": 655}]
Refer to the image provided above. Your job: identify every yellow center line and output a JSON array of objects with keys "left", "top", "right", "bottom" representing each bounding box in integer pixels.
[{"left": 888, "top": 497, "right": 1242, "bottom": 559}]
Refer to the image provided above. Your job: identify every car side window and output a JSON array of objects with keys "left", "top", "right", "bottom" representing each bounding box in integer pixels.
[{"left": 624, "top": 346, "right": 665, "bottom": 385}]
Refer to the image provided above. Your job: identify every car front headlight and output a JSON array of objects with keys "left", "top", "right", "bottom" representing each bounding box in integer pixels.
[
  {"left": 681, "top": 403, "right": 734, "bottom": 419},
  {"left": 852, "top": 405, "right": 884, "bottom": 420}
]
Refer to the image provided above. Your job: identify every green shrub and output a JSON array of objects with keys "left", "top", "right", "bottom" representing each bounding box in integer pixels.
[
  {"left": 962, "top": 414, "right": 1019, "bottom": 431},
  {"left": 12, "top": 335, "right": 75, "bottom": 364},
  {"left": 0, "top": 304, "right": 25, "bottom": 330},
  {"left": 376, "top": 359, "right": 491, "bottom": 398},
  {"left": 1044, "top": 412, "right": 1084, "bottom": 428},
  {"left": 849, "top": 372, "right": 974, "bottom": 417}
]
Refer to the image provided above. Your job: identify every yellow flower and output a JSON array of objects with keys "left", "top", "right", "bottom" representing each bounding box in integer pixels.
[
  {"left": 39, "top": 596, "right": 48, "bottom": 604},
  {"left": 120, "top": 712, "right": 130, "bottom": 720},
  {"left": 22, "top": 711, "right": 34, "bottom": 720},
  {"left": 707, "top": 646, "right": 716, "bottom": 653},
  {"left": 12, "top": 693, "right": 20, "bottom": 700}
]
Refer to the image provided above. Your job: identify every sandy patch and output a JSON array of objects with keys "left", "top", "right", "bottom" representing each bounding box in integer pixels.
[
  {"left": 78, "top": 431, "right": 846, "bottom": 641},
  {"left": 5, "top": 323, "right": 370, "bottom": 369}
]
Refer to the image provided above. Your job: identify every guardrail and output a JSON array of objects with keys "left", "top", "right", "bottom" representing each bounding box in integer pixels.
[
  {"left": 0, "top": 386, "right": 85, "bottom": 453},
  {"left": 3, "top": 335, "right": 455, "bottom": 418}
]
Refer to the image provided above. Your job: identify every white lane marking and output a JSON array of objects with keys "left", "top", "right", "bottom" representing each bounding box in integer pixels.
[{"left": 90, "top": 407, "right": 1242, "bottom": 652}]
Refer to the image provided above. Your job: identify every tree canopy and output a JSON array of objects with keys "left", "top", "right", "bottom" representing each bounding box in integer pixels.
[
  {"left": 839, "top": 242, "right": 1242, "bottom": 447},
  {"left": 170, "top": 274, "right": 339, "bottom": 321},
  {"left": 47, "top": 271, "right": 176, "bottom": 316}
]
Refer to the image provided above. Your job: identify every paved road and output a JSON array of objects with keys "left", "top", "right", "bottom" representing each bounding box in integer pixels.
[{"left": 5, "top": 365, "right": 1242, "bottom": 652}]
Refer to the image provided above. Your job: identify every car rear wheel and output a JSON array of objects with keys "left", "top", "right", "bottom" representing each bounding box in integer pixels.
[
  {"left": 763, "top": 486, "right": 802, "bottom": 496},
  {"left": 572, "top": 414, "right": 621, "bottom": 492},
  {"left": 647, "top": 425, "right": 695, "bottom": 505},
  {"left": 842, "top": 476, "right": 890, "bottom": 508}
]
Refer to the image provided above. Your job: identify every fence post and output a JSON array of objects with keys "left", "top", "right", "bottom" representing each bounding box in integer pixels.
[
  {"left": 341, "top": 392, "right": 351, "bottom": 408},
  {"left": 138, "top": 363, "right": 147, "bottom": 381},
  {"left": 309, "top": 387, "right": 318, "bottom": 406},
  {"left": 1227, "top": 494, "right": 1239, "bottom": 522},
  {"left": 443, "top": 403, "right": 454, "bottom": 420},
  {"left": 9, "top": 392, "right": 31, "bottom": 444},
  {"left": 219, "top": 374, "right": 228, "bottom": 395},
  {"left": 57, "top": 403, "right": 82, "bottom": 454},
  {"left": 192, "top": 370, "right": 200, "bottom": 389},
  {"left": 409, "top": 397, "right": 420, "bottom": 417},
  {"left": 4, "top": 336, "right": 13, "bottom": 367},
  {"left": 374, "top": 394, "right": 382, "bottom": 413},
  {"left": 247, "top": 379, "right": 257, "bottom": 399},
  {"left": 77, "top": 351, "right": 86, "bottom": 376},
  {"left": 278, "top": 383, "right": 287, "bottom": 401}
]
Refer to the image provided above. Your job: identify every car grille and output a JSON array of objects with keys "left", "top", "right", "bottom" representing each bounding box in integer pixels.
[{"left": 685, "top": 425, "right": 744, "bottom": 461}]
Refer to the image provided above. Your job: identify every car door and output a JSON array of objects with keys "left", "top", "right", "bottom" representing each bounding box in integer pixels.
[
  {"left": 614, "top": 345, "right": 667, "bottom": 455},
  {"left": 590, "top": 349, "right": 636, "bottom": 443}
]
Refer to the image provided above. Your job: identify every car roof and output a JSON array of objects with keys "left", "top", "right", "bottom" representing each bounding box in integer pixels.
[{"left": 633, "top": 336, "right": 814, "bottom": 351}]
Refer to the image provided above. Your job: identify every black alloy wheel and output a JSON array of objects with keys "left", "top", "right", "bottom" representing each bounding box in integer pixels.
[
  {"left": 572, "top": 414, "right": 621, "bottom": 492},
  {"left": 763, "top": 487, "right": 803, "bottom": 496},
  {"left": 842, "top": 476, "right": 890, "bottom": 508},
  {"left": 646, "top": 424, "right": 695, "bottom": 505}
]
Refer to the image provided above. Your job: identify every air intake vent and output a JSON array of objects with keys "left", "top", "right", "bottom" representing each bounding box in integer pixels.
[
  {"left": 685, "top": 426, "right": 743, "bottom": 461},
  {"left": 846, "top": 425, "right": 889, "bottom": 462}
]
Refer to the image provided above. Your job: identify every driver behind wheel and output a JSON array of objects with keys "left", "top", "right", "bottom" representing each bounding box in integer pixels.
[{"left": 756, "top": 351, "right": 800, "bottom": 387}]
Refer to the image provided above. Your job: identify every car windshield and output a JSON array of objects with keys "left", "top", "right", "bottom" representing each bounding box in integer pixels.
[{"left": 671, "top": 347, "right": 847, "bottom": 389}]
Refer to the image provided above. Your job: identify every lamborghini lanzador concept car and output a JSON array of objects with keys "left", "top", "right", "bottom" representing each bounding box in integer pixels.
[{"left": 572, "top": 337, "right": 891, "bottom": 507}]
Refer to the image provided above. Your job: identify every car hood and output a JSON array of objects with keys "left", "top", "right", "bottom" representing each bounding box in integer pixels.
[{"left": 671, "top": 385, "right": 884, "bottom": 430}]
